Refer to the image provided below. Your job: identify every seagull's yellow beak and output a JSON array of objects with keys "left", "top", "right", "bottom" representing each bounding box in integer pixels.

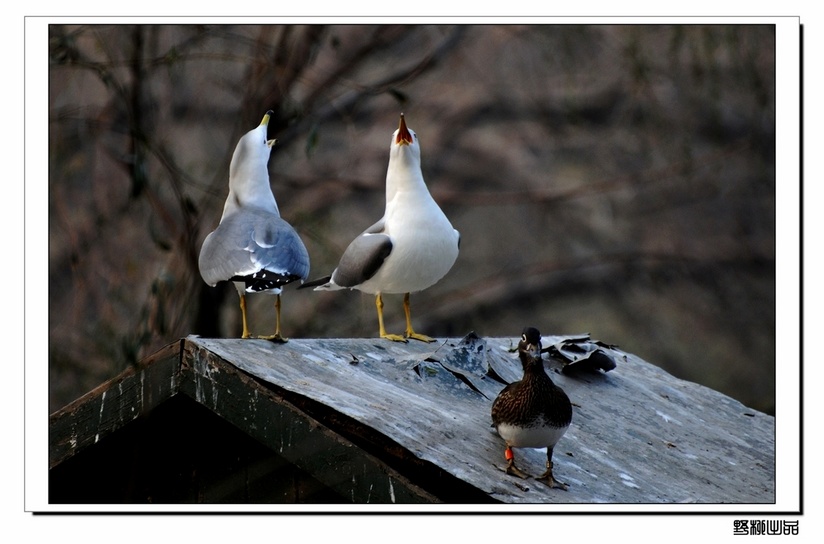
[
  {"left": 396, "top": 113, "right": 413, "bottom": 146},
  {"left": 260, "top": 110, "right": 274, "bottom": 126},
  {"left": 261, "top": 111, "right": 275, "bottom": 146}
]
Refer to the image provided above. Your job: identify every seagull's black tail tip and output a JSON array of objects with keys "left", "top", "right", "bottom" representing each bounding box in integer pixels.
[{"left": 298, "top": 275, "right": 332, "bottom": 289}]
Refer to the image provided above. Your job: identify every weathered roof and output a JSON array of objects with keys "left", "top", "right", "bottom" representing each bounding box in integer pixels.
[{"left": 184, "top": 332, "right": 774, "bottom": 504}]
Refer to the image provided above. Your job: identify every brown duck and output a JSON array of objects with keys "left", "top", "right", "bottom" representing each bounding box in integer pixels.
[{"left": 491, "top": 326, "right": 573, "bottom": 489}]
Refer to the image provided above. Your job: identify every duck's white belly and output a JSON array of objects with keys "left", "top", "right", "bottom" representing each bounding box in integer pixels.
[{"left": 495, "top": 422, "right": 569, "bottom": 449}]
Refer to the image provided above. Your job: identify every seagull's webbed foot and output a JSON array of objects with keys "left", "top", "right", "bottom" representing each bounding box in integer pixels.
[
  {"left": 401, "top": 293, "right": 435, "bottom": 342},
  {"left": 259, "top": 333, "right": 288, "bottom": 343},
  {"left": 381, "top": 332, "right": 408, "bottom": 343},
  {"left": 258, "top": 295, "right": 288, "bottom": 342},
  {"left": 376, "top": 294, "right": 407, "bottom": 342},
  {"left": 406, "top": 331, "right": 436, "bottom": 343}
]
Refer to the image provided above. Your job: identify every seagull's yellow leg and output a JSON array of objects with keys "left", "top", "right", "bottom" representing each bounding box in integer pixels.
[
  {"left": 403, "top": 293, "right": 435, "bottom": 342},
  {"left": 259, "top": 294, "right": 287, "bottom": 343},
  {"left": 239, "top": 293, "right": 252, "bottom": 339},
  {"left": 376, "top": 293, "right": 406, "bottom": 342}
]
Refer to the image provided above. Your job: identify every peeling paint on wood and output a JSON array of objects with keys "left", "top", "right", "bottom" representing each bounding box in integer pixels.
[{"left": 49, "top": 341, "right": 182, "bottom": 469}]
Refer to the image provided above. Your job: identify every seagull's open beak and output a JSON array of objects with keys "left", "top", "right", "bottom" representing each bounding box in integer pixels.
[{"left": 396, "top": 114, "right": 413, "bottom": 146}]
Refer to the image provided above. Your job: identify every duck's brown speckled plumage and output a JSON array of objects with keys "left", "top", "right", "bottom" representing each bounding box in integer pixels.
[
  {"left": 491, "top": 326, "right": 573, "bottom": 489},
  {"left": 491, "top": 357, "right": 572, "bottom": 432}
]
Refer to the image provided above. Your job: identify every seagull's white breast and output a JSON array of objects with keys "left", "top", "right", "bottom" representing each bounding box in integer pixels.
[{"left": 356, "top": 187, "right": 459, "bottom": 294}]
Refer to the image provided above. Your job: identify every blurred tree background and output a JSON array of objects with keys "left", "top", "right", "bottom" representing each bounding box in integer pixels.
[{"left": 48, "top": 24, "right": 775, "bottom": 415}]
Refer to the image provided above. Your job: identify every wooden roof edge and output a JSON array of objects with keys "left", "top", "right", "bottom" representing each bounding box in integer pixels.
[
  {"left": 48, "top": 338, "right": 455, "bottom": 502},
  {"left": 180, "top": 338, "right": 497, "bottom": 503},
  {"left": 48, "top": 339, "right": 184, "bottom": 469}
]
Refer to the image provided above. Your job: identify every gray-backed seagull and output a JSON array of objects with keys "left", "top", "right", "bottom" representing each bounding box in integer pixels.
[
  {"left": 301, "top": 114, "right": 459, "bottom": 342},
  {"left": 198, "top": 110, "right": 310, "bottom": 341}
]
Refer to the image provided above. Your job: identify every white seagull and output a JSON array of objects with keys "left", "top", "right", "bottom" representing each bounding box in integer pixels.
[
  {"left": 199, "top": 110, "right": 310, "bottom": 341},
  {"left": 302, "top": 114, "right": 460, "bottom": 342}
]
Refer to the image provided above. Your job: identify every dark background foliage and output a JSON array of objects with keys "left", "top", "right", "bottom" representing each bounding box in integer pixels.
[{"left": 48, "top": 24, "right": 775, "bottom": 414}]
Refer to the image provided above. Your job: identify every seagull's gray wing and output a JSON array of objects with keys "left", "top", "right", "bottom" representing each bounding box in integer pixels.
[
  {"left": 199, "top": 208, "right": 310, "bottom": 290},
  {"left": 330, "top": 218, "right": 393, "bottom": 288}
]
